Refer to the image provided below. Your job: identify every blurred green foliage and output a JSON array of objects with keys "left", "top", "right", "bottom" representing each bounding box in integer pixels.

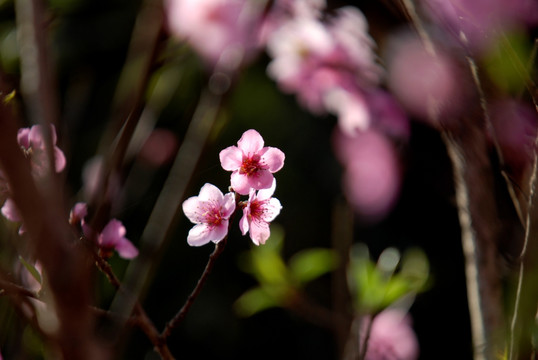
[
  {"left": 348, "top": 244, "right": 429, "bottom": 314},
  {"left": 235, "top": 224, "right": 339, "bottom": 317}
]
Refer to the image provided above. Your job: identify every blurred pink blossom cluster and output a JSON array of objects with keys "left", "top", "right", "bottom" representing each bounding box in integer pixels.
[
  {"left": 0, "top": 124, "right": 138, "bottom": 260},
  {"left": 384, "top": 32, "right": 467, "bottom": 124},
  {"left": 360, "top": 309, "right": 419, "bottom": 360},
  {"left": 165, "top": 0, "right": 265, "bottom": 71},
  {"left": 183, "top": 129, "right": 284, "bottom": 246},
  {"left": 265, "top": 2, "right": 384, "bottom": 136},
  {"left": 0, "top": 125, "right": 66, "bottom": 234}
]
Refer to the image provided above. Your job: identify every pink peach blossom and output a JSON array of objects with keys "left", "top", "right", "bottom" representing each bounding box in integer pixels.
[
  {"left": 18, "top": 124, "right": 66, "bottom": 176},
  {"left": 182, "top": 183, "right": 236, "bottom": 246},
  {"left": 98, "top": 219, "right": 139, "bottom": 259},
  {"left": 69, "top": 202, "right": 139, "bottom": 259},
  {"left": 219, "top": 129, "right": 285, "bottom": 195},
  {"left": 239, "top": 179, "right": 282, "bottom": 245},
  {"left": 361, "top": 309, "right": 419, "bottom": 360}
]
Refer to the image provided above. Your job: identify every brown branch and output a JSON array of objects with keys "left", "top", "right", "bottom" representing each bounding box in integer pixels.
[
  {"left": 0, "top": 78, "right": 99, "bottom": 359},
  {"left": 161, "top": 238, "right": 228, "bottom": 340},
  {"left": 442, "top": 125, "right": 505, "bottom": 360},
  {"left": 89, "top": 243, "right": 174, "bottom": 359}
]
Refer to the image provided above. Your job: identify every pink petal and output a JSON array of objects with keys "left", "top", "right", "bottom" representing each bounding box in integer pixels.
[
  {"left": 239, "top": 210, "right": 250, "bottom": 235},
  {"left": 209, "top": 221, "right": 230, "bottom": 243},
  {"left": 221, "top": 192, "right": 237, "bottom": 218},
  {"left": 260, "top": 147, "right": 285, "bottom": 173},
  {"left": 231, "top": 171, "right": 251, "bottom": 195},
  {"left": 187, "top": 221, "right": 229, "bottom": 246},
  {"left": 237, "top": 129, "right": 264, "bottom": 154},
  {"left": 219, "top": 146, "right": 243, "bottom": 171},
  {"left": 1, "top": 199, "right": 22, "bottom": 222},
  {"left": 198, "top": 183, "right": 224, "bottom": 202},
  {"left": 187, "top": 224, "right": 213, "bottom": 247},
  {"left": 17, "top": 128, "right": 31, "bottom": 149},
  {"left": 249, "top": 220, "right": 270, "bottom": 245},
  {"left": 115, "top": 237, "right": 139, "bottom": 259},
  {"left": 247, "top": 169, "right": 273, "bottom": 191},
  {"left": 28, "top": 125, "right": 46, "bottom": 148},
  {"left": 69, "top": 202, "right": 88, "bottom": 225},
  {"left": 54, "top": 147, "right": 66, "bottom": 173},
  {"left": 256, "top": 178, "right": 276, "bottom": 201},
  {"left": 182, "top": 196, "right": 205, "bottom": 223},
  {"left": 100, "top": 219, "right": 126, "bottom": 247},
  {"left": 260, "top": 197, "right": 282, "bottom": 222}
]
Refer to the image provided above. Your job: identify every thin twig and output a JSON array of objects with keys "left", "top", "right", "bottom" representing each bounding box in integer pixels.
[
  {"left": 90, "top": 243, "right": 174, "bottom": 359},
  {"left": 161, "top": 238, "right": 228, "bottom": 340},
  {"left": 358, "top": 313, "right": 376, "bottom": 360}
]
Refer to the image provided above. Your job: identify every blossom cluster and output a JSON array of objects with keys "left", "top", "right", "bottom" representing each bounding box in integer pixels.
[
  {"left": 0, "top": 124, "right": 138, "bottom": 260},
  {"left": 182, "top": 129, "right": 284, "bottom": 246}
]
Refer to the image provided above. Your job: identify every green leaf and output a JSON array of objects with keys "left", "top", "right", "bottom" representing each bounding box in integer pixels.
[
  {"left": 289, "top": 248, "right": 339, "bottom": 285},
  {"left": 234, "top": 286, "right": 280, "bottom": 317},
  {"left": 400, "top": 248, "right": 430, "bottom": 292},
  {"left": 18, "top": 256, "right": 42, "bottom": 286},
  {"left": 382, "top": 277, "right": 410, "bottom": 307},
  {"left": 238, "top": 223, "right": 289, "bottom": 286},
  {"left": 377, "top": 247, "right": 400, "bottom": 278},
  {"left": 250, "top": 250, "right": 288, "bottom": 285}
]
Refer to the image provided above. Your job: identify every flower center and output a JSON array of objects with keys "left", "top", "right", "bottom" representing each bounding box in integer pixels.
[
  {"left": 201, "top": 202, "right": 224, "bottom": 226},
  {"left": 240, "top": 155, "right": 264, "bottom": 176},
  {"left": 249, "top": 200, "right": 265, "bottom": 220}
]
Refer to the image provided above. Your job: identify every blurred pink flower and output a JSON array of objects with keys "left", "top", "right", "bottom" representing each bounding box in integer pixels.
[
  {"left": 0, "top": 125, "right": 66, "bottom": 232},
  {"left": 1, "top": 198, "right": 27, "bottom": 234},
  {"left": 1, "top": 198, "right": 21, "bottom": 223},
  {"left": 69, "top": 202, "right": 139, "bottom": 259},
  {"left": 69, "top": 201, "right": 88, "bottom": 226},
  {"left": 266, "top": 16, "right": 336, "bottom": 112},
  {"left": 182, "top": 183, "right": 236, "bottom": 246},
  {"left": 421, "top": 0, "right": 538, "bottom": 51},
  {"left": 239, "top": 179, "right": 282, "bottom": 245},
  {"left": 266, "top": 6, "right": 382, "bottom": 132},
  {"left": 166, "top": 0, "right": 263, "bottom": 70},
  {"left": 324, "top": 87, "right": 370, "bottom": 135},
  {"left": 366, "top": 91, "right": 410, "bottom": 142},
  {"left": 18, "top": 124, "right": 66, "bottom": 177},
  {"left": 333, "top": 130, "right": 401, "bottom": 222},
  {"left": 386, "top": 33, "right": 464, "bottom": 124},
  {"left": 361, "top": 309, "right": 419, "bottom": 360},
  {"left": 219, "top": 129, "right": 285, "bottom": 195},
  {"left": 98, "top": 219, "right": 139, "bottom": 259},
  {"left": 138, "top": 128, "right": 178, "bottom": 167}
]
